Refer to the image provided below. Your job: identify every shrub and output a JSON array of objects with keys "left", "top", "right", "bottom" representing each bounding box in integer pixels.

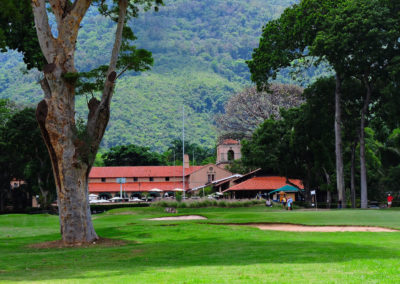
[
  {"left": 176, "top": 192, "right": 182, "bottom": 202},
  {"left": 90, "top": 203, "right": 149, "bottom": 213},
  {"left": 151, "top": 198, "right": 266, "bottom": 209}
]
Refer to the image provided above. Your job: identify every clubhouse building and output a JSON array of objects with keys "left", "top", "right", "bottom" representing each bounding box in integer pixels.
[{"left": 88, "top": 154, "right": 233, "bottom": 198}]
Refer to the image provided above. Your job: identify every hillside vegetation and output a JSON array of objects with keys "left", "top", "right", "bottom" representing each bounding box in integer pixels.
[{"left": 0, "top": 0, "right": 299, "bottom": 151}]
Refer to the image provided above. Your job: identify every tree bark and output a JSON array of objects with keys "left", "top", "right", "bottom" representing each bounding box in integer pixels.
[
  {"left": 322, "top": 167, "right": 331, "bottom": 209},
  {"left": 360, "top": 80, "right": 372, "bottom": 209},
  {"left": 350, "top": 139, "right": 357, "bottom": 208},
  {"left": 36, "top": 82, "right": 98, "bottom": 243},
  {"left": 0, "top": 189, "right": 5, "bottom": 212},
  {"left": 31, "top": 0, "right": 128, "bottom": 244},
  {"left": 334, "top": 74, "right": 346, "bottom": 208}
]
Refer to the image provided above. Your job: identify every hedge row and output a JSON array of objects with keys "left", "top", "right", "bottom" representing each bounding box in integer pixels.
[
  {"left": 151, "top": 199, "right": 269, "bottom": 208},
  {"left": 90, "top": 203, "right": 150, "bottom": 212}
]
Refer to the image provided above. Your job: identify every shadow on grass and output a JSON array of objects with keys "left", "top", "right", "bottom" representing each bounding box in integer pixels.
[{"left": 0, "top": 223, "right": 398, "bottom": 282}]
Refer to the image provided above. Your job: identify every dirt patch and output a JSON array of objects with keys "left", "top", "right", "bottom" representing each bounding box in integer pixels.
[
  {"left": 28, "top": 237, "right": 130, "bottom": 249},
  {"left": 149, "top": 215, "right": 207, "bottom": 221},
  {"left": 131, "top": 249, "right": 144, "bottom": 255},
  {"left": 220, "top": 223, "right": 398, "bottom": 232}
]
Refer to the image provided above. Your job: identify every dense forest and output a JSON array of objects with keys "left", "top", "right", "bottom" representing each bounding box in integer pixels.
[{"left": 0, "top": 0, "right": 323, "bottom": 151}]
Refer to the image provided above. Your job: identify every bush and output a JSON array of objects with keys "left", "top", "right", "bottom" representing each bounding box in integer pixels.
[
  {"left": 151, "top": 198, "right": 266, "bottom": 209},
  {"left": 90, "top": 203, "right": 149, "bottom": 213},
  {"left": 175, "top": 192, "right": 182, "bottom": 202}
]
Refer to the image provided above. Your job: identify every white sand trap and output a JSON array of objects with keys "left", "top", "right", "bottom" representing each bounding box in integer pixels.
[
  {"left": 243, "top": 223, "right": 397, "bottom": 232},
  {"left": 149, "top": 215, "right": 207, "bottom": 221}
]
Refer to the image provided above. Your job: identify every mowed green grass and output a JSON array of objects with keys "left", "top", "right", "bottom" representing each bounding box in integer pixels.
[{"left": 0, "top": 207, "right": 399, "bottom": 283}]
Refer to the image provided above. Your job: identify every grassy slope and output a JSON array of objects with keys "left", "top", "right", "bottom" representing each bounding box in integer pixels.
[
  {"left": 0, "top": 0, "right": 301, "bottom": 151},
  {"left": 0, "top": 207, "right": 399, "bottom": 283}
]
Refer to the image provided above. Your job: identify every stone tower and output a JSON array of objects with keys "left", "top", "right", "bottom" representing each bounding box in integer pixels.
[{"left": 216, "top": 139, "right": 241, "bottom": 168}]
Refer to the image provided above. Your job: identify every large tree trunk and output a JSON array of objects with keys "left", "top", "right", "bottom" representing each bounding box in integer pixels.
[
  {"left": 31, "top": 0, "right": 128, "bottom": 244},
  {"left": 0, "top": 190, "right": 5, "bottom": 212},
  {"left": 36, "top": 81, "right": 98, "bottom": 244},
  {"left": 350, "top": 139, "right": 357, "bottom": 208},
  {"left": 334, "top": 74, "right": 346, "bottom": 208},
  {"left": 360, "top": 81, "right": 372, "bottom": 209},
  {"left": 0, "top": 173, "right": 10, "bottom": 212},
  {"left": 322, "top": 167, "right": 332, "bottom": 209}
]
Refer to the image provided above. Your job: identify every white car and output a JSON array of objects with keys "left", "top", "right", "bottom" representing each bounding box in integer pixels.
[
  {"left": 89, "top": 199, "right": 110, "bottom": 204},
  {"left": 129, "top": 197, "right": 142, "bottom": 202},
  {"left": 109, "top": 197, "right": 129, "bottom": 203}
]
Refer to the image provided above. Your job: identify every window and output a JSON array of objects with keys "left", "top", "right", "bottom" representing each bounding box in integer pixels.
[
  {"left": 165, "top": 177, "right": 170, "bottom": 181},
  {"left": 133, "top": 177, "right": 138, "bottom": 182},
  {"left": 227, "top": 149, "right": 235, "bottom": 161},
  {"left": 149, "top": 177, "right": 154, "bottom": 182},
  {"left": 208, "top": 174, "right": 215, "bottom": 183},
  {"left": 101, "top": 178, "right": 106, "bottom": 182}
]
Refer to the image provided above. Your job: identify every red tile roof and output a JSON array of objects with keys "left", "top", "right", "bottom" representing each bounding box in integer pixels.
[
  {"left": 89, "top": 166, "right": 204, "bottom": 178},
  {"left": 89, "top": 181, "right": 189, "bottom": 193},
  {"left": 221, "top": 139, "right": 240, "bottom": 145},
  {"left": 224, "top": 176, "right": 303, "bottom": 192}
]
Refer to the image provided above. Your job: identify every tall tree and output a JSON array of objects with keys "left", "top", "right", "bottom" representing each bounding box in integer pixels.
[
  {"left": 312, "top": 0, "right": 400, "bottom": 207},
  {"left": 0, "top": 0, "right": 162, "bottom": 244},
  {"left": 5, "top": 108, "right": 55, "bottom": 208},
  {"left": 215, "top": 84, "right": 304, "bottom": 138},
  {"left": 0, "top": 99, "right": 15, "bottom": 212},
  {"left": 247, "top": 0, "right": 400, "bottom": 208},
  {"left": 247, "top": 0, "right": 348, "bottom": 207}
]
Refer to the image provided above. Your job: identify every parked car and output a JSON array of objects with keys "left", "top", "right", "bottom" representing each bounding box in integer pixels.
[
  {"left": 109, "top": 197, "right": 129, "bottom": 203},
  {"left": 129, "top": 197, "right": 142, "bottom": 202},
  {"left": 368, "top": 201, "right": 380, "bottom": 209},
  {"left": 89, "top": 199, "right": 110, "bottom": 204}
]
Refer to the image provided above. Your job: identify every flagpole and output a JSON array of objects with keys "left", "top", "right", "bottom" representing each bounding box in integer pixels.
[{"left": 182, "top": 105, "right": 185, "bottom": 198}]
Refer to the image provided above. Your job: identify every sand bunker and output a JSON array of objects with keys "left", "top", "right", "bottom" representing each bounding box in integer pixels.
[
  {"left": 231, "top": 223, "right": 397, "bottom": 232},
  {"left": 149, "top": 215, "right": 207, "bottom": 221}
]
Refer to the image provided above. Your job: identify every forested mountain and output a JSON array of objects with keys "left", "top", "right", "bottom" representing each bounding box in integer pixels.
[{"left": 0, "top": 0, "right": 300, "bottom": 151}]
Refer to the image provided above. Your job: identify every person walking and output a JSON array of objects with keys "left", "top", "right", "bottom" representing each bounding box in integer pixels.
[
  {"left": 287, "top": 197, "right": 293, "bottom": 210},
  {"left": 387, "top": 194, "right": 393, "bottom": 208},
  {"left": 281, "top": 194, "right": 287, "bottom": 209},
  {"left": 266, "top": 198, "right": 272, "bottom": 207}
]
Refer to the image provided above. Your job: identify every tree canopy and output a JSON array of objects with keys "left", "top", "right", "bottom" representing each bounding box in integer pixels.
[
  {"left": 102, "top": 144, "right": 163, "bottom": 166},
  {"left": 215, "top": 84, "right": 304, "bottom": 138}
]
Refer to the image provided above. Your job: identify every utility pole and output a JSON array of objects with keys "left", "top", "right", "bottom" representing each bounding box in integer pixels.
[{"left": 182, "top": 105, "right": 185, "bottom": 198}]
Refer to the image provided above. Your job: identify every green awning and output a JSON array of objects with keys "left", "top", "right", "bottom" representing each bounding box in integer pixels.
[{"left": 268, "top": 185, "right": 300, "bottom": 195}]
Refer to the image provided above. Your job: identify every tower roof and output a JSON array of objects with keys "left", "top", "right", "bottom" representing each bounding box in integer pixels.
[{"left": 220, "top": 139, "right": 240, "bottom": 145}]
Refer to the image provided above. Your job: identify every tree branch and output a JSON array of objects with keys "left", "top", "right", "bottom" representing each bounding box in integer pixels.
[
  {"left": 39, "top": 78, "right": 52, "bottom": 99},
  {"left": 48, "top": 0, "right": 65, "bottom": 26},
  {"left": 116, "top": 66, "right": 129, "bottom": 79},
  {"left": 70, "top": 0, "right": 93, "bottom": 21},
  {"left": 87, "top": 0, "right": 128, "bottom": 145},
  {"left": 31, "top": 0, "right": 57, "bottom": 63}
]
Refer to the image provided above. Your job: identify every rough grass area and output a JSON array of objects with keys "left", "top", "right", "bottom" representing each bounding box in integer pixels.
[{"left": 0, "top": 207, "right": 399, "bottom": 283}]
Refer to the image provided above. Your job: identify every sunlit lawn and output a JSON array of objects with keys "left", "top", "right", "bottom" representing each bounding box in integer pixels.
[{"left": 0, "top": 206, "right": 399, "bottom": 283}]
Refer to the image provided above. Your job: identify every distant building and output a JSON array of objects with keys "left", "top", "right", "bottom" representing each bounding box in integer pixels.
[
  {"left": 88, "top": 154, "right": 233, "bottom": 198},
  {"left": 216, "top": 139, "right": 241, "bottom": 168},
  {"left": 223, "top": 176, "right": 303, "bottom": 200},
  {"left": 210, "top": 168, "right": 304, "bottom": 200}
]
